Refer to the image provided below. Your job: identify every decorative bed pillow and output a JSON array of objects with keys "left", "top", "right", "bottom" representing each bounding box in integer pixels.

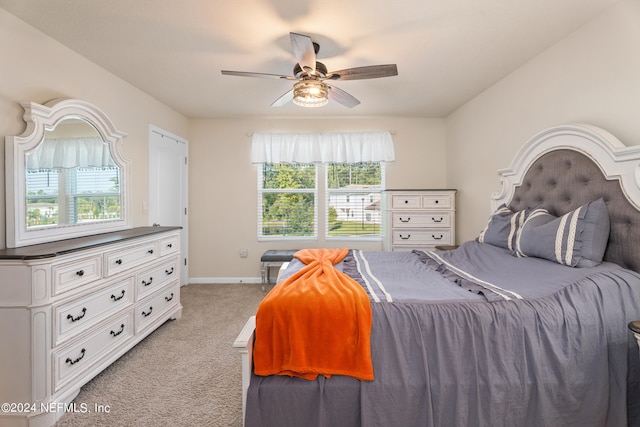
[
  {"left": 516, "top": 198, "right": 610, "bottom": 267},
  {"left": 477, "top": 204, "right": 531, "bottom": 253}
]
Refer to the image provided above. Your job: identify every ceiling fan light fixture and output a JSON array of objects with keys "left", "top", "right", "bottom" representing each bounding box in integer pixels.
[{"left": 293, "top": 80, "right": 329, "bottom": 107}]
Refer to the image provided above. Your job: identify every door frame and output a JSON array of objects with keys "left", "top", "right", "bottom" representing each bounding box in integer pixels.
[{"left": 148, "top": 124, "right": 189, "bottom": 285}]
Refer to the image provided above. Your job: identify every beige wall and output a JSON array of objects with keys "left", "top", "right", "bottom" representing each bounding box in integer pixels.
[
  {"left": 446, "top": 0, "right": 640, "bottom": 243},
  {"left": 188, "top": 117, "right": 446, "bottom": 281},
  {"left": 0, "top": 8, "right": 189, "bottom": 249}
]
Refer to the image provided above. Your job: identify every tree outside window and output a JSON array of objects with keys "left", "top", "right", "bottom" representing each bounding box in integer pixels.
[{"left": 259, "top": 163, "right": 317, "bottom": 238}]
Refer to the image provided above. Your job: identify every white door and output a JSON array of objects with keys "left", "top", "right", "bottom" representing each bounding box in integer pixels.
[{"left": 148, "top": 125, "right": 188, "bottom": 285}]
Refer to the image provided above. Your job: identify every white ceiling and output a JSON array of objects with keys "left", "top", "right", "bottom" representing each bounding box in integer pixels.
[{"left": 0, "top": 0, "right": 620, "bottom": 119}]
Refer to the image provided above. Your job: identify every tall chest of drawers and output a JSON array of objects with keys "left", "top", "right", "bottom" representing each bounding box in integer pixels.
[
  {"left": 0, "top": 226, "right": 182, "bottom": 427},
  {"left": 384, "top": 190, "right": 457, "bottom": 251}
]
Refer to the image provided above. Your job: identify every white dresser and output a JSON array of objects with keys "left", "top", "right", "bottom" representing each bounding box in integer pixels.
[
  {"left": 0, "top": 226, "right": 182, "bottom": 427},
  {"left": 384, "top": 190, "right": 457, "bottom": 251}
]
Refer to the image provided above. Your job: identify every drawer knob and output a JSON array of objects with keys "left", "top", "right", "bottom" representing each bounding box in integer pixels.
[
  {"left": 165, "top": 267, "right": 175, "bottom": 275},
  {"left": 115, "top": 259, "right": 123, "bottom": 265},
  {"left": 148, "top": 249, "right": 154, "bottom": 254},
  {"left": 399, "top": 217, "right": 411, "bottom": 223},
  {"left": 65, "top": 348, "right": 86, "bottom": 365},
  {"left": 399, "top": 234, "right": 411, "bottom": 240},
  {"left": 142, "top": 307, "right": 153, "bottom": 317},
  {"left": 142, "top": 277, "right": 154, "bottom": 287},
  {"left": 110, "top": 324, "right": 125, "bottom": 337},
  {"left": 432, "top": 217, "right": 443, "bottom": 223},
  {"left": 167, "top": 243, "right": 173, "bottom": 248},
  {"left": 76, "top": 270, "right": 85, "bottom": 277},
  {"left": 67, "top": 307, "right": 87, "bottom": 322},
  {"left": 404, "top": 200, "right": 409, "bottom": 204},
  {"left": 111, "top": 290, "right": 125, "bottom": 301},
  {"left": 165, "top": 293, "right": 174, "bottom": 302},
  {"left": 432, "top": 234, "right": 444, "bottom": 240},
  {"left": 435, "top": 200, "right": 439, "bottom": 204}
]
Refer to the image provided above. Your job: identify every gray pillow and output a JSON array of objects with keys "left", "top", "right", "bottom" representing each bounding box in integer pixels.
[
  {"left": 516, "top": 198, "right": 610, "bottom": 267},
  {"left": 477, "top": 204, "right": 531, "bottom": 254}
]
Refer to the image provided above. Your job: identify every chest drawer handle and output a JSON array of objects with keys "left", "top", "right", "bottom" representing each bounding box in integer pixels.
[
  {"left": 65, "top": 348, "right": 86, "bottom": 365},
  {"left": 404, "top": 200, "right": 409, "bottom": 204},
  {"left": 115, "top": 259, "right": 123, "bottom": 265},
  {"left": 399, "top": 234, "right": 411, "bottom": 240},
  {"left": 142, "top": 277, "right": 154, "bottom": 287},
  {"left": 110, "top": 324, "right": 125, "bottom": 337},
  {"left": 167, "top": 243, "right": 173, "bottom": 248},
  {"left": 142, "top": 307, "right": 153, "bottom": 317},
  {"left": 111, "top": 290, "right": 125, "bottom": 301},
  {"left": 431, "top": 217, "right": 444, "bottom": 223},
  {"left": 76, "top": 270, "right": 85, "bottom": 276},
  {"left": 432, "top": 234, "right": 444, "bottom": 240},
  {"left": 165, "top": 293, "right": 174, "bottom": 302},
  {"left": 148, "top": 249, "right": 154, "bottom": 254},
  {"left": 165, "top": 267, "right": 175, "bottom": 275},
  {"left": 67, "top": 307, "right": 87, "bottom": 322},
  {"left": 399, "top": 217, "right": 411, "bottom": 223}
]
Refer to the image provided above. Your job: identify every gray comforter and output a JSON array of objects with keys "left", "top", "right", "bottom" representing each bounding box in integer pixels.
[{"left": 246, "top": 241, "right": 640, "bottom": 427}]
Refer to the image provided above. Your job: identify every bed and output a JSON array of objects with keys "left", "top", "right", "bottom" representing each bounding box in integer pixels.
[{"left": 234, "top": 123, "right": 640, "bottom": 427}]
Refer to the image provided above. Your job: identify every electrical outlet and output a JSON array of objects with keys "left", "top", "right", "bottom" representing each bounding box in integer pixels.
[{"left": 239, "top": 249, "right": 248, "bottom": 258}]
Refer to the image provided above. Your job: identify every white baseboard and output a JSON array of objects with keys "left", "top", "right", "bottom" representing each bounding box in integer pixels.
[{"left": 188, "top": 277, "right": 262, "bottom": 284}]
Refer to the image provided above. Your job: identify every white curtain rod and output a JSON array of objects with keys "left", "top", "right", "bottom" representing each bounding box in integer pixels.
[{"left": 246, "top": 130, "right": 396, "bottom": 137}]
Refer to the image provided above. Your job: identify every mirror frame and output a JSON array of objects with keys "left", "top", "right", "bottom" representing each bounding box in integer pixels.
[{"left": 5, "top": 98, "right": 131, "bottom": 248}]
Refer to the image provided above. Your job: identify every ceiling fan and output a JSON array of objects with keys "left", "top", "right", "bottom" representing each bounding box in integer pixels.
[{"left": 221, "top": 32, "right": 398, "bottom": 108}]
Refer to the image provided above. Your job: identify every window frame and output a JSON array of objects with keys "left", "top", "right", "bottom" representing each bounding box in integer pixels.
[
  {"left": 257, "top": 163, "right": 318, "bottom": 241},
  {"left": 324, "top": 162, "right": 385, "bottom": 241}
]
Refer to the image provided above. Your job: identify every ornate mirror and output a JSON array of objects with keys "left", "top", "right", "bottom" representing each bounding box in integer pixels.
[{"left": 5, "top": 99, "right": 131, "bottom": 247}]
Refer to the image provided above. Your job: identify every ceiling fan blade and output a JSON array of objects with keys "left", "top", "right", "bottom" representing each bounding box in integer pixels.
[
  {"left": 327, "top": 84, "right": 360, "bottom": 108},
  {"left": 270, "top": 89, "right": 294, "bottom": 107},
  {"left": 290, "top": 32, "right": 316, "bottom": 73},
  {"left": 326, "top": 64, "right": 398, "bottom": 81},
  {"left": 221, "top": 70, "right": 295, "bottom": 80}
]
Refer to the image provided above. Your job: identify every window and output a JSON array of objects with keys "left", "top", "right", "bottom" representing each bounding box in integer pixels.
[
  {"left": 252, "top": 131, "right": 393, "bottom": 241},
  {"left": 258, "top": 162, "right": 384, "bottom": 240},
  {"left": 26, "top": 166, "right": 121, "bottom": 227},
  {"left": 326, "top": 163, "right": 384, "bottom": 239},
  {"left": 258, "top": 163, "right": 317, "bottom": 238}
]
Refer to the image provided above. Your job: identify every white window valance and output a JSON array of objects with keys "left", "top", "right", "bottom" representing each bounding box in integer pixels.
[
  {"left": 251, "top": 131, "right": 395, "bottom": 164},
  {"left": 26, "top": 137, "right": 115, "bottom": 170}
]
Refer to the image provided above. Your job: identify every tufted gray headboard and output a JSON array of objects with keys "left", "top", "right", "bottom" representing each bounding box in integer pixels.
[
  {"left": 508, "top": 149, "right": 640, "bottom": 273},
  {"left": 493, "top": 124, "right": 640, "bottom": 274}
]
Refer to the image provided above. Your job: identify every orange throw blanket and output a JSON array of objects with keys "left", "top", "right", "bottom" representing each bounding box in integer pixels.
[{"left": 253, "top": 248, "right": 374, "bottom": 381}]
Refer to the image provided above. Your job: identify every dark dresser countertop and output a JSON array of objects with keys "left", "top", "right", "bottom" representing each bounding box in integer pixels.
[{"left": 0, "top": 226, "right": 181, "bottom": 260}]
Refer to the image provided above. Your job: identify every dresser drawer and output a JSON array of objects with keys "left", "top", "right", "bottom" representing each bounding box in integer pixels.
[
  {"left": 158, "top": 233, "right": 180, "bottom": 257},
  {"left": 52, "top": 254, "right": 102, "bottom": 296},
  {"left": 422, "top": 194, "right": 453, "bottom": 209},
  {"left": 54, "top": 278, "right": 134, "bottom": 345},
  {"left": 104, "top": 241, "right": 159, "bottom": 276},
  {"left": 392, "top": 212, "right": 451, "bottom": 228},
  {"left": 136, "top": 258, "right": 179, "bottom": 300},
  {"left": 391, "top": 195, "right": 422, "bottom": 209},
  {"left": 392, "top": 230, "right": 452, "bottom": 246},
  {"left": 135, "top": 282, "right": 180, "bottom": 334},
  {"left": 53, "top": 310, "right": 134, "bottom": 392}
]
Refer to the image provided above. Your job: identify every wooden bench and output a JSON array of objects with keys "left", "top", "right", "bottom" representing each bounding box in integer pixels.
[{"left": 260, "top": 250, "right": 297, "bottom": 291}]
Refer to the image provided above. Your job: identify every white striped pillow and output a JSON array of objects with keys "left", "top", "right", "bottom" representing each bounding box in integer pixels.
[
  {"left": 477, "top": 204, "right": 533, "bottom": 254},
  {"left": 516, "top": 198, "right": 610, "bottom": 267}
]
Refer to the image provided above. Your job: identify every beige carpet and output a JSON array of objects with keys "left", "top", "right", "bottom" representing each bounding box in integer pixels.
[{"left": 54, "top": 283, "right": 265, "bottom": 427}]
